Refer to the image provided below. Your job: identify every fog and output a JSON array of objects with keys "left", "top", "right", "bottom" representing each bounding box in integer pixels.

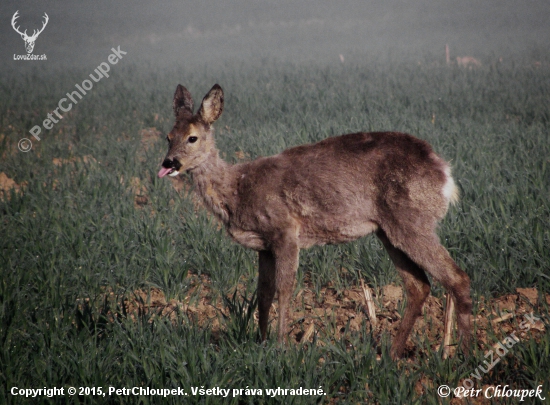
[{"left": 2, "top": 0, "right": 549, "bottom": 72}]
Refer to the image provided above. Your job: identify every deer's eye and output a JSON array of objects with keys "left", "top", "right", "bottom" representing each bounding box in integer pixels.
[{"left": 188, "top": 136, "right": 198, "bottom": 143}]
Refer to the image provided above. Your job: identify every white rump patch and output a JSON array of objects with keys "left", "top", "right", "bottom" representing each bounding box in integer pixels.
[{"left": 442, "top": 165, "right": 459, "bottom": 205}]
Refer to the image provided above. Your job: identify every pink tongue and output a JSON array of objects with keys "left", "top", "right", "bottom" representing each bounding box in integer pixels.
[{"left": 158, "top": 167, "right": 172, "bottom": 178}]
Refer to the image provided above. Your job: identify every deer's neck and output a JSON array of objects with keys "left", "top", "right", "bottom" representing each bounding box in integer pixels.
[{"left": 191, "top": 150, "right": 236, "bottom": 224}]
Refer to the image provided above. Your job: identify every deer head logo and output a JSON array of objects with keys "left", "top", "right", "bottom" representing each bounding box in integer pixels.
[{"left": 11, "top": 11, "right": 49, "bottom": 54}]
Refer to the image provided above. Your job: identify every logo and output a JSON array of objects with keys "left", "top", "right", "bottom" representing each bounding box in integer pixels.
[{"left": 11, "top": 10, "right": 48, "bottom": 60}]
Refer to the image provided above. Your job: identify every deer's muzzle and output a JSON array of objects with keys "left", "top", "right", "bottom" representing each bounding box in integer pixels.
[{"left": 158, "top": 158, "right": 182, "bottom": 178}]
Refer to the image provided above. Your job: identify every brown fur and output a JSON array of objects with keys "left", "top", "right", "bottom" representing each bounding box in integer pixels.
[{"left": 159, "top": 84, "right": 472, "bottom": 359}]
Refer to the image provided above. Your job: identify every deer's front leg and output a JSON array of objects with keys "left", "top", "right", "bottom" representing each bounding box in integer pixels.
[
  {"left": 258, "top": 229, "right": 300, "bottom": 343},
  {"left": 258, "top": 250, "right": 276, "bottom": 341}
]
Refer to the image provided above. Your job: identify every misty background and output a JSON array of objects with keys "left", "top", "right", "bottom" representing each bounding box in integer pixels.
[{"left": 2, "top": 0, "right": 549, "bottom": 73}]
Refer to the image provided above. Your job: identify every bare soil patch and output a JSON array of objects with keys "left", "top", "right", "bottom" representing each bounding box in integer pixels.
[
  {"left": 109, "top": 276, "right": 547, "bottom": 356},
  {"left": 0, "top": 172, "right": 26, "bottom": 201}
]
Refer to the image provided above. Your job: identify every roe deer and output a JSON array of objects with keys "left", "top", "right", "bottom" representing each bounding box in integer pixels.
[
  {"left": 456, "top": 56, "right": 482, "bottom": 69},
  {"left": 158, "top": 84, "right": 472, "bottom": 359}
]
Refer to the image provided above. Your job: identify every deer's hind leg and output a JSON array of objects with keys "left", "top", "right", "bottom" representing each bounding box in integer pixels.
[
  {"left": 376, "top": 229, "right": 432, "bottom": 359},
  {"left": 381, "top": 223, "right": 472, "bottom": 357}
]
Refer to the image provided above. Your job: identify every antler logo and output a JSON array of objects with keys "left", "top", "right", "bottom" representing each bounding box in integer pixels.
[{"left": 11, "top": 10, "right": 49, "bottom": 54}]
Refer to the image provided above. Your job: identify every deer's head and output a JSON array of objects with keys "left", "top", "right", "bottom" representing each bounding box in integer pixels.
[
  {"left": 158, "top": 84, "right": 224, "bottom": 177},
  {"left": 12, "top": 11, "right": 49, "bottom": 54}
]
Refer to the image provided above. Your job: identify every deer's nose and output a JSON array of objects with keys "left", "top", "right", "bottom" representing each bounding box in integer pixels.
[{"left": 162, "top": 158, "right": 182, "bottom": 171}]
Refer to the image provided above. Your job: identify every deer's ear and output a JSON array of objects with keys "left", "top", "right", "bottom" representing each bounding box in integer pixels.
[
  {"left": 173, "top": 85, "right": 194, "bottom": 117},
  {"left": 197, "top": 84, "right": 224, "bottom": 125}
]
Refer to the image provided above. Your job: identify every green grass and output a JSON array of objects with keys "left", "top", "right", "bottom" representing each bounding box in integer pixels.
[{"left": 1, "top": 54, "right": 549, "bottom": 403}]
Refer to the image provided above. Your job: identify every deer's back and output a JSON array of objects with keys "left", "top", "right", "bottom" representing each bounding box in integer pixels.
[{"left": 228, "top": 132, "right": 452, "bottom": 249}]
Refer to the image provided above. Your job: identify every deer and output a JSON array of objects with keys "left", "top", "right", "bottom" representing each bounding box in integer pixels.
[
  {"left": 11, "top": 11, "right": 49, "bottom": 54},
  {"left": 446, "top": 45, "right": 482, "bottom": 70},
  {"left": 157, "top": 84, "right": 472, "bottom": 359},
  {"left": 456, "top": 56, "right": 482, "bottom": 69}
]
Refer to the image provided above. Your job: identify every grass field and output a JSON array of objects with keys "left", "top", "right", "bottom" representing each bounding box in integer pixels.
[{"left": 1, "top": 54, "right": 549, "bottom": 404}]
